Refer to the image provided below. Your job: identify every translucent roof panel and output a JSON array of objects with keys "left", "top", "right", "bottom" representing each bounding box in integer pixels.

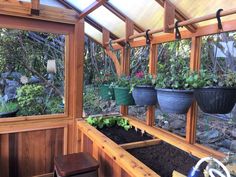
[
  {"left": 66, "top": 0, "right": 96, "bottom": 11},
  {"left": 170, "top": 0, "right": 236, "bottom": 27},
  {"left": 109, "top": 0, "right": 164, "bottom": 30},
  {"left": 84, "top": 22, "right": 102, "bottom": 44},
  {"left": 21, "top": 0, "right": 64, "bottom": 8}
]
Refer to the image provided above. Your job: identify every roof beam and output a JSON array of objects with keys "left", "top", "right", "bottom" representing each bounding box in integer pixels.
[
  {"left": 30, "top": 0, "right": 40, "bottom": 16},
  {"left": 56, "top": 0, "right": 123, "bottom": 43},
  {"left": 103, "top": 2, "right": 145, "bottom": 33},
  {"left": 155, "top": 0, "right": 197, "bottom": 33},
  {"left": 78, "top": 0, "right": 106, "bottom": 20}
]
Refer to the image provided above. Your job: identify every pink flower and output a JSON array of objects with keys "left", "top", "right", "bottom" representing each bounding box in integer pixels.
[{"left": 135, "top": 71, "right": 144, "bottom": 78}]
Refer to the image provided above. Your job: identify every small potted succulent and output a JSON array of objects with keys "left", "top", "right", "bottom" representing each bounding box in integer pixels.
[
  {"left": 94, "top": 72, "right": 115, "bottom": 101},
  {"left": 155, "top": 58, "right": 195, "bottom": 114},
  {"left": 130, "top": 71, "right": 157, "bottom": 106},
  {"left": 0, "top": 97, "right": 19, "bottom": 118},
  {"left": 113, "top": 76, "right": 135, "bottom": 105},
  {"left": 193, "top": 70, "right": 236, "bottom": 114}
]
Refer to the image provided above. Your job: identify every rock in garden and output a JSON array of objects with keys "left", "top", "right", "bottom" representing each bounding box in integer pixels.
[
  {"left": 230, "top": 140, "right": 236, "bottom": 152},
  {"left": 4, "top": 79, "right": 20, "bottom": 101},
  {"left": 198, "top": 129, "right": 221, "bottom": 143},
  {"left": 169, "top": 119, "right": 185, "bottom": 130}
]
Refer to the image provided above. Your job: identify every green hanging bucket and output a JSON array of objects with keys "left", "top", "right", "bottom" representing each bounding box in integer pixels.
[
  {"left": 114, "top": 87, "right": 135, "bottom": 105},
  {"left": 99, "top": 84, "right": 115, "bottom": 100}
]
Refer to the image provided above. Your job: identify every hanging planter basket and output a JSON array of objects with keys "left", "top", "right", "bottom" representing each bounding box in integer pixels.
[
  {"left": 156, "top": 89, "right": 194, "bottom": 114},
  {"left": 132, "top": 85, "right": 157, "bottom": 106},
  {"left": 114, "top": 87, "right": 135, "bottom": 106},
  {"left": 99, "top": 84, "right": 115, "bottom": 100},
  {"left": 194, "top": 87, "right": 236, "bottom": 114}
]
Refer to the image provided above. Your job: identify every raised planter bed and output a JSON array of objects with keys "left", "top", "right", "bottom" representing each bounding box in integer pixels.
[
  {"left": 128, "top": 142, "right": 205, "bottom": 177},
  {"left": 77, "top": 116, "right": 225, "bottom": 177},
  {"left": 99, "top": 125, "right": 153, "bottom": 144}
]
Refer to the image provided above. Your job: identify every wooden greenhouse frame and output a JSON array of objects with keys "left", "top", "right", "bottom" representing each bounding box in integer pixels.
[{"left": 0, "top": 0, "right": 235, "bottom": 177}]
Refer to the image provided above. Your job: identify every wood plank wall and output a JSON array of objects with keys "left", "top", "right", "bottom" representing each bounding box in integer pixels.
[{"left": 0, "top": 128, "right": 64, "bottom": 177}]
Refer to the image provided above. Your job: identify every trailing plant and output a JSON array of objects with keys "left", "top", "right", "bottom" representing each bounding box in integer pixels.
[
  {"left": 93, "top": 71, "right": 116, "bottom": 85},
  {"left": 190, "top": 69, "right": 236, "bottom": 88},
  {"left": 17, "top": 84, "right": 45, "bottom": 115},
  {"left": 112, "top": 75, "right": 131, "bottom": 88},
  {"left": 130, "top": 71, "right": 155, "bottom": 91},
  {"left": 155, "top": 57, "right": 196, "bottom": 90},
  {"left": 86, "top": 116, "right": 132, "bottom": 131}
]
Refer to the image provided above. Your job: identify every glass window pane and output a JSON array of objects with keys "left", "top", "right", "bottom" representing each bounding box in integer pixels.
[
  {"left": 0, "top": 28, "right": 65, "bottom": 117},
  {"left": 154, "top": 39, "right": 192, "bottom": 137},
  {"left": 197, "top": 32, "right": 236, "bottom": 155}
]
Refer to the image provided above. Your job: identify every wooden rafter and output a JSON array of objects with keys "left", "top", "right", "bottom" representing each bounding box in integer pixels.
[
  {"left": 30, "top": 0, "right": 40, "bottom": 15},
  {"left": 103, "top": 2, "right": 145, "bottom": 33},
  {"left": 56, "top": 0, "right": 122, "bottom": 43},
  {"left": 155, "top": 0, "right": 197, "bottom": 32},
  {"left": 78, "top": 0, "right": 106, "bottom": 20}
]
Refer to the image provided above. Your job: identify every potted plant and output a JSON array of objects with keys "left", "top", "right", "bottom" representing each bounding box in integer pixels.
[
  {"left": 130, "top": 71, "right": 157, "bottom": 106},
  {"left": 155, "top": 58, "right": 195, "bottom": 114},
  {"left": 193, "top": 70, "right": 236, "bottom": 114},
  {"left": 113, "top": 76, "right": 135, "bottom": 105},
  {"left": 0, "top": 97, "right": 19, "bottom": 118},
  {"left": 94, "top": 72, "right": 115, "bottom": 101}
]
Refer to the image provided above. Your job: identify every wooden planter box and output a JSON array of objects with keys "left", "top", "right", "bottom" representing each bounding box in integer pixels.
[{"left": 77, "top": 117, "right": 225, "bottom": 177}]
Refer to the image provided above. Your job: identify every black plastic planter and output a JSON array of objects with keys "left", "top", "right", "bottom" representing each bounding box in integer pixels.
[
  {"left": 0, "top": 109, "right": 18, "bottom": 118},
  {"left": 132, "top": 85, "right": 157, "bottom": 106},
  {"left": 156, "top": 89, "right": 194, "bottom": 114},
  {"left": 194, "top": 87, "right": 236, "bottom": 114}
]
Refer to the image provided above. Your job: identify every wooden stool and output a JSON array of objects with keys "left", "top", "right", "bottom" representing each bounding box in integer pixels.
[{"left": 54, "top": 152, "right": 99, "bottom": 177}]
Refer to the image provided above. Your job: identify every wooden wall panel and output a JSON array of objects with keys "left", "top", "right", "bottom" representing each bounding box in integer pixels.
[{"left": 0, "top": 128, "right": 64, "bottom": 177}]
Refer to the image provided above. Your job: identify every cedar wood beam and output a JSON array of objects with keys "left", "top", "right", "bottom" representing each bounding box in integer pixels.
[
  {"left": 78, "top": 0, "right": 106, "bottom": 20},
  {"left": 103, "top": 2, "right": 145, "bottom": 33},
  {"left": 57, "top": 0, "right": 123, "bottom": 44},
  {"left": 155, "top": 0, "right": 197, "bottom": 32}
]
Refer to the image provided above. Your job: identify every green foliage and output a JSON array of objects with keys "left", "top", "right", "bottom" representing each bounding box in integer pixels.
[
  {"left": 155, "top": 57, "right": 195, "bottom": 90},
  {"left": 93, "top": 71, "right": 116, "bottom": 85},
  {"left": 130, "top": 72, "right": 155, "bottom": 92},
  {"left": 45, "top": 96, "right": 64, "bottom": 114},
  {"left": 0, "top": 101, "right": 18, "bottom": 113},
  {"left": 190, "top": 69, "right": 236, "bottom": 88},
  {"left": 17, "top": 84, "right": 45, "bottom": 115},
  {"left": 112, "top": 75, "right": 131, "bottom": 88},
  {"left": 83, "top": 86, "right": 102, "bottom": 115},
  {"left": 86, "top": 116, "right": 132, "bottom": 131}
]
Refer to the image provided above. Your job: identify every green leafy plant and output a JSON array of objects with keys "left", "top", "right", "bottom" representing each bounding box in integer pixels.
[
  {"left": 112, "top": 75, "right": 131, "bottom": 88},
  {"left": 17, "top": 84, "right": 45, "bottom": 115},
  {"left": 130, "top": 71, "right": 155, "bottom": 91},
  {"left": 86, "top": 116, "right": 132, "bottom": 131},
  {"left": 45, "top": 96, "right": 64, "bottom": 114},
  {"left": 93, "top": 71, "right": 116, "bottom": 85},
  {"left": 190, "top": 69, "right": 236, "bottom": 88},
  {"left": 155, "top": 57, "right": 196, "bottom": 90}
]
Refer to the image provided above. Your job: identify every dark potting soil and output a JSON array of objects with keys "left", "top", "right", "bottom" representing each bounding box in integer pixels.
[
  {"left": 128, "top": 142, "right": 206, "bottom": 177},
  {"left": 99, "top": 126, "right": 153, "bottom": 144}
]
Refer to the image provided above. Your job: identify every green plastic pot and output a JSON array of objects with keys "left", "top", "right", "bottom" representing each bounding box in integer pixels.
[
  {"left": 114, "top": 87, "right": 135, "bottom": 105},
  {"left": 99, "top": 84, "right": 115, "bottom": 100}
]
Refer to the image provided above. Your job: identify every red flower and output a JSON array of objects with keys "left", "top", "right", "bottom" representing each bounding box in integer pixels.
[{"left": 135, "top": 71, "right": 144, "bottom": 78}]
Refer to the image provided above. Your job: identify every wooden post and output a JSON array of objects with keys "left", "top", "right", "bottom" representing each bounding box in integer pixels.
[
  {"left": 30, "top": 0, "right": 40, "bottom": 16},
  {"left": 186, "top": 37, "right": 201, "bottom": 144},
  {"left": 70, "top": 19, "right": 84, "bottom": 153},
  {"left": 120, "top": 18, "right": 134, "bottom": 115},
  {"left": 146, "top": 44, "right": 158, "bottom": 126}
]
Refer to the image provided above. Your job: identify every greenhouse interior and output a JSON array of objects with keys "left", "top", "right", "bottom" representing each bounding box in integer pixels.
[{"left": 0, "top": 0, "right": 236, "bottom": 177}]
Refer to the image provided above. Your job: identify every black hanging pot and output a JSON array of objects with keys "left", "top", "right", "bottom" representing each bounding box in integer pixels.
[
  {"left": 132, "top": 85, "right": 157, "bottom": 106},
  {"left": 194, "top": 87, "right": 236, "bottom": 114},
  {"left": 156, "top": 88, "right": 194, "bottom": 114},
  {"left": 0, "top": 109, "right": 19, "bottom": 118}
]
